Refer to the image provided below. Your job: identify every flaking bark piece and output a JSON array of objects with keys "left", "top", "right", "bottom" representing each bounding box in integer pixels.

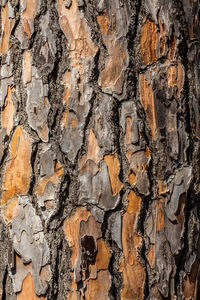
[
  {"left": 165, "top": 167, "right": 192, "bottom": 222},
  {"left": 93, "top": 94, "right": 116, "bottom": 153},
  {"left": 120, "top": 102, "right": 139, "bottom": 146},
  {"left": 97, "top": 0, "right": 129, "bottom": 98},
  {"left": 79, "top": 159, "right": 120, "bottom": 210},
  {"left": 10, "top": 196, "right": 51, "bottom": 296},
  {"left": 111, "top": 212, "right": 122, "bottom": 250},
  {"left": 15, "top": 0, "right": 41, "bottom": 49},
  {"left": 33, "top": 12, "right": 56, "bottom": 76},
  {"left": 155, "top": 229, "right": 174, "bottom": 298},
  {"left": 26, "top": 79, "right": 50, "bottom": 142}
]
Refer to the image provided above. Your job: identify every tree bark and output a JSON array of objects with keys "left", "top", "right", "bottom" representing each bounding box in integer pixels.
[{"left": 0, "top": 0, "right": 200, "bottom": 299}]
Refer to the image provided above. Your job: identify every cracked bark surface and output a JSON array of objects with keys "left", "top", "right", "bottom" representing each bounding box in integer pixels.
[{"left": 0, "top": 0, "right": 200, "bottom": 299}]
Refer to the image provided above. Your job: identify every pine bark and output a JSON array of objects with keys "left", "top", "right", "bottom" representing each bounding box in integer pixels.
[{"left": 0, "top": 0, "right": 200, "bottom": 299}]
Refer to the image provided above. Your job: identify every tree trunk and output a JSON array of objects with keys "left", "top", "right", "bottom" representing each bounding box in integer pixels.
[{"left": 0, "top": 0, "right": 199, "bottom": 299}]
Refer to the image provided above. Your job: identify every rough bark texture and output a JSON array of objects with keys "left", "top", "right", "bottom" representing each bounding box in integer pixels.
[{"left": 0, "top": 0, "right": 200, "bottom": 299}]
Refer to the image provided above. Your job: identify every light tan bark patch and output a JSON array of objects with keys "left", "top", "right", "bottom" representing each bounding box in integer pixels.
[
  {"left": 87, "top": 129, "right": 100, "bottom": 165},
  {"left": 127, "top": 191, "right": 141, "bottom": 214},
  {"left": 3, "top": 198, "right": 19, "bottom": 223},
  {"left": 104, "top": 153, "right": 123, "bottom": 195},
  {"left": 157, "top": 180, "right": 167, "bottom": 195},
  {"left": 147, "top": 244, "right": 155, "bottom": 268},
  {"left": 125, "top": 117, "right": 133, "bottom": 145},
  {"left": 22, "top": 50, "right": 32, "bottom": 85},
  {"left": 120, "top": 191, "right": 145, "bottom": 299},
  {"left": 0, "top": 3, "right": 14, "bottom": 54},
  {"left": 120, "top": 212, "right": 145, "bottom": 299},
  {"left": 17, "top": 273, "right": 46, "bottom": 300},
  {"left": 156, "top": 200, "right": 164, "bottom": 231},
  {"left": 97, "top": 12, "right": 110, "bottom": 34},
  {"left": 57, "top": 0, "right": 97, "bottom": 67},
  {"left": 1, "top": 86, "right": 15, "bottom": 135},
  {"left": 167, "top": 60, "right": 184, "bottom": 98},
  {"left": 1, "top": 126, "right": 32, "bottom": 205},
  {"left": 128, "top": 171, "right": 137, "bottom": 187},
  {"left": 96, "top": 239, "right": 111, "bottom": 270},
  {"left": 140, "top": 19, "right": 157, "bottom": 65},
  {"left": 139, "top": 73, "right": 156, "bottom": 139},
  {"left": 84, "top": 270, "right": 111, "bottom": 300},
  {"left": 21, "top": 0, "right": 39, "bottom": 39}
]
